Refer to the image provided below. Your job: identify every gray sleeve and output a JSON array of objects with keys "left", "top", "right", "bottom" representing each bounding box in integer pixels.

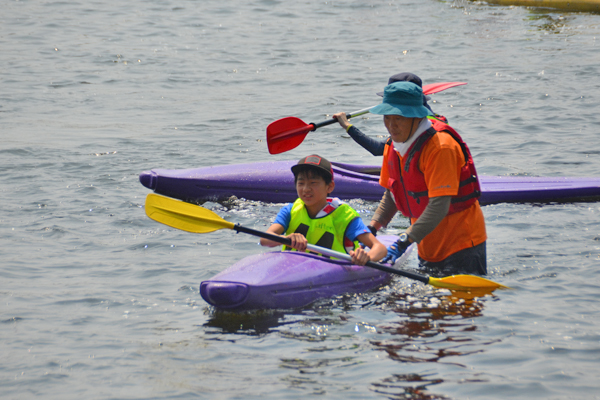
[
  {"left": 407, "top": 196, "right": 451, "bottom": 243},
  {"left": 372, "top": 189, "right": 397, "bottom": 228}
]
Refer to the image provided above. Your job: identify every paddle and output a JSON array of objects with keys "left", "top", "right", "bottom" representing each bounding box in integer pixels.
[
  {"left": 421, "top": 81, "right": 467, "bottom": 94},
  {"left": 266, "top": 107, "right": 373, "bottom": 155},
  {"left": 266, "top": 81, "right": 467, "bottom": 155},
  {"left": 144, "top": 193, "right": 508, "bottom": 291}
]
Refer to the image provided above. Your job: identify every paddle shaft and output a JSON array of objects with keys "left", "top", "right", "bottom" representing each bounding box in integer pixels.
[
  {"left": 266, "top": 82, "right": 468, "bottom": 155},
  {"left": 305, "top": 82, "right": 465, "bottom": 133},
  {"left": 145, "top": 193, "right": 507, "bottom": 290},
  {"left": 270, "top": 82, "right": 467, "bottom": 140},
  {"left": 233, "top": 224, "right": 429, "bottom": 285},
  {"left": 270, "top": 107, "right": 373, "bottom": 142},
  {"left": 311, "top": 106, "right": 373, "bottom": 131}
]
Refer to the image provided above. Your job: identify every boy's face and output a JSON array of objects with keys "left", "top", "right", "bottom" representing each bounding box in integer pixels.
[{"left": 295, "top": 171, "right": 334, "bottom": 209}]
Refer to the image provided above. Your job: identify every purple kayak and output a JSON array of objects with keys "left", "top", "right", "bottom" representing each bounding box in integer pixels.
[
  {"left": 200, "top": 236, "right": 403, "bottom": 310},
  {"left": 140, "top": 160, "right": 600, "bottom": 205}
]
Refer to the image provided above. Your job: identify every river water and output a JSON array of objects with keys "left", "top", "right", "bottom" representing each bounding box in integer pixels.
[{"left": 2, "top": 0, "right": 600, "bottom": 399}]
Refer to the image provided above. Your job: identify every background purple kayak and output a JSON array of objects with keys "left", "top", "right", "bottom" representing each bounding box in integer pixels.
[{"left": 140, "top": 160, "right": 600, "bottom": 205}]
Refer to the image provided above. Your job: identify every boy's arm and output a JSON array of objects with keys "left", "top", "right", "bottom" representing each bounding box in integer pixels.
[
  {"left": 259, "top": 224, "right": 307, "bottom": 251},
  {"left": 260, "top": 224, "right": 285, "bottom": 247},
  {"left": 352, "top": 232, "right": 387, "bottom": 265},
  {"left": 260, "top": 203, "right": 308, "bottom": 249}
]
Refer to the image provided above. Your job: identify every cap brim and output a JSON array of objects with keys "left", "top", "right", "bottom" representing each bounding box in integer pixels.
[{"left": 291, "top": 164, "right": 333, "bottom": 181}]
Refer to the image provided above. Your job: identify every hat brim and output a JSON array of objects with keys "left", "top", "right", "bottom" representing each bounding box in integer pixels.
[
  {"left": 291, "top": 163, "right": 333, "bottom": 181},
  {"left": 369, "top": 103, "right": 432, "bottom": 118}
]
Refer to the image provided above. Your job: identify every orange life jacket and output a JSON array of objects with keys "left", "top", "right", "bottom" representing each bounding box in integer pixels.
[{"left": 384, "top": 119, "right": 481, "bottom": 219}]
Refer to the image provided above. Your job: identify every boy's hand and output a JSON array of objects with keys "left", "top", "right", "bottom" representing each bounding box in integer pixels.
[
  {"left": 287, "top": 233, "right": 307, "bottom": 251},
  {"left": 349, "top": 247, "right": 370, "bottom": 266}
]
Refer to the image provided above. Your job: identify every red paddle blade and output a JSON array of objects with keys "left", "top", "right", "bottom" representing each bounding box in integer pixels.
[
  {"left": 423, "top": 81, "right": 467, "bottom": 95},
  {"left": 266, "top": 117, "right": 313, "bottom": 154}
]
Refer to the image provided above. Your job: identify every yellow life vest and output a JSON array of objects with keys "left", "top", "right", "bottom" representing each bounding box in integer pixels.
[{"left": 283, "top": 198, "right": 360, "bottom": 255}]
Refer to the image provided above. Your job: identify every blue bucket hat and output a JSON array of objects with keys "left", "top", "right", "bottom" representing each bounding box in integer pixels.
[
  {"left": 376, "top": 72, "right": 433, "bottom": 113},
  {"left": 370, "top": 81, "right": 432, "bottom": 118}
]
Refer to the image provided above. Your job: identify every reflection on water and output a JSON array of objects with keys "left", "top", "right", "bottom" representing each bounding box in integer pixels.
[
  {"left": 368, "top": 290, "right": 498, "bottom": 399},
  {"left": 203, "top": 309, "right": 299, "bottom": 335},
  {"left": 204, "top": 304, "right": 355, "bottom": 338},
  {"left": 3, "top": 0, "right": 600, "bottom": 397},
  {"left": 371, "top": 373, "right": 447, "bottom": 400},
  {"left": 203, "top": 286, "right": 500, "bottom": 398}
]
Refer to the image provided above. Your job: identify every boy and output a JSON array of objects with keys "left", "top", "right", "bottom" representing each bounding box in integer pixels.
[{"left": 260, "top": 155, "right": 387, "bottom": 266}]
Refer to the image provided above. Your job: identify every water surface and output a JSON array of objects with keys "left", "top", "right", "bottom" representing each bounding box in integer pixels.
[{"left": 1, "top": 0, "right": 599, "bottom": 398}]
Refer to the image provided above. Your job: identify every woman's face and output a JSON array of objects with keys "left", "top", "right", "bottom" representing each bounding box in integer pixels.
[{"left": 384, "top": 115, "right": 417, "bottom": 143}]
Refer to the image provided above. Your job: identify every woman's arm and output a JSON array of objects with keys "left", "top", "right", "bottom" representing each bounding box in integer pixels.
[
  {"left": 407, "top": 196, "right": 451, "bottom": 243},
  {"left": 370, "top": 189, "right": 397, "bottom": 231}
]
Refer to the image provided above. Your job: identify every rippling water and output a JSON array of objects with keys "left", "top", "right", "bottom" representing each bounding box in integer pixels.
[{"left": 2, "top": 0, "right": 600, "bottom": 398}]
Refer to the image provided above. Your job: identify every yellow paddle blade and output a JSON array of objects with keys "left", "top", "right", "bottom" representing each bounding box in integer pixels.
[
  {"left": 428, "top": 274, "right": 510, "bottom": 291},
  {"left": 144, "top": 193, "right": 235, "bottom": 233}
]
